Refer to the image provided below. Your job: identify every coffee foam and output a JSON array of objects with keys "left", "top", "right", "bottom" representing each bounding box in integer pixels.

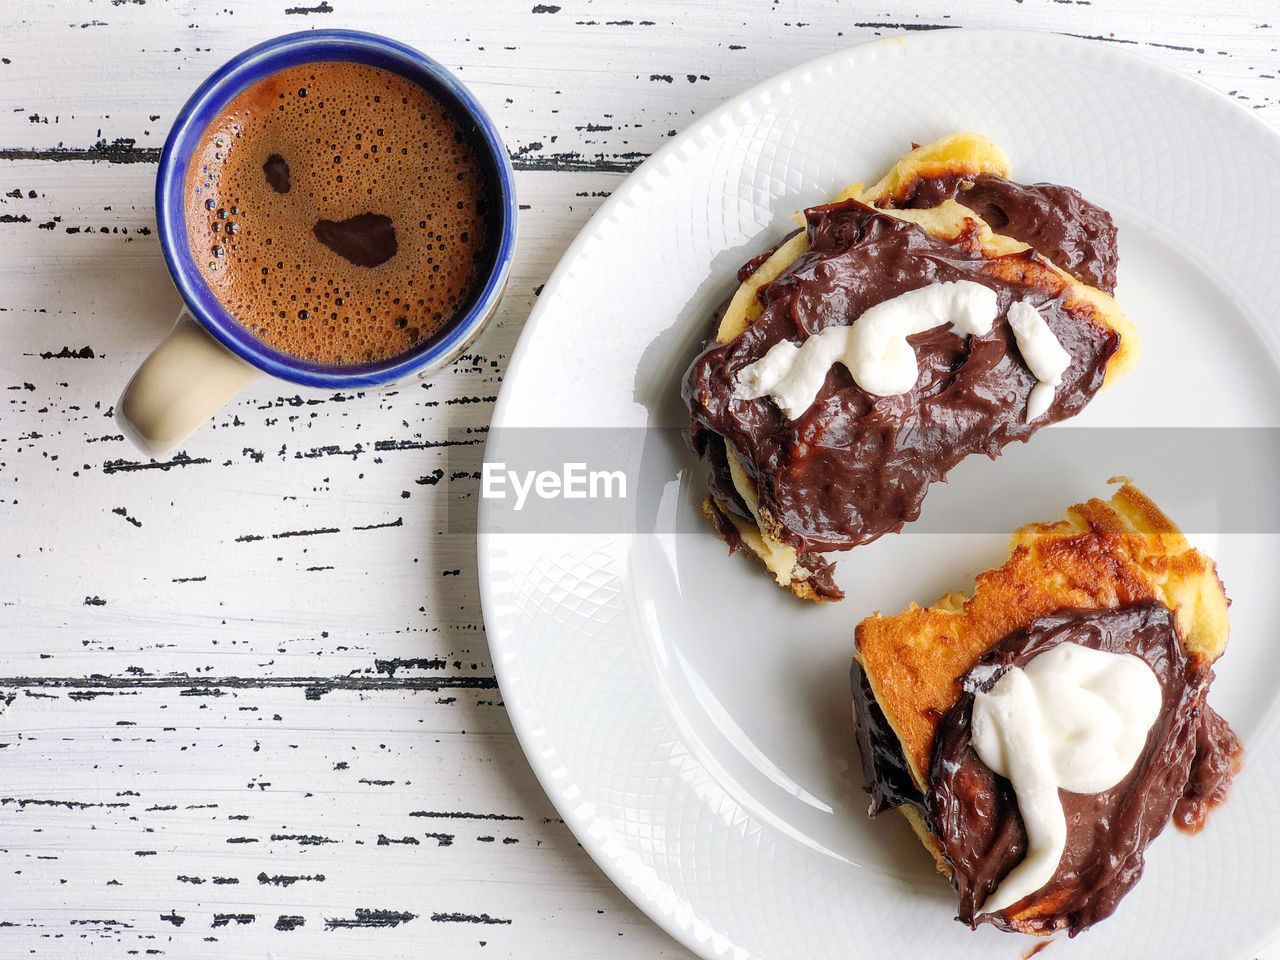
[{"left": 184, "top": 61, "right": 491, "bottom": 366}]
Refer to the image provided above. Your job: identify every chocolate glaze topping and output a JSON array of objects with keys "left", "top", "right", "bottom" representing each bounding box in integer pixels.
[
  {"left": 736, "top": 228, "right": 802, "bottom": 283},
  {"left": 689, "top": 428, "right": 842, "bottom": 597},
  {"left": 851, "top": 661, "right": 922, "bottom": 814},
  {"left": 850, "top": 603, "right": 1242, "bottom": 935},
  {"left": 926, "top": 603, "right": 1231, "bottom": 936},
  {"left": 890, "top": 174, "right": 1119, "bottom": 294},
  {"left": 684, "top": 199, "right": 1118, "bottom": 557},
  {"left": 1174, "top": 702, "right": 1243, "bottom": 833}
]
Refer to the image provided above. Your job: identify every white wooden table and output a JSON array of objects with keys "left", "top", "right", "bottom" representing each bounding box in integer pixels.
[{"left": 2, "top": 2, "right": 1277, "bottom": 957}]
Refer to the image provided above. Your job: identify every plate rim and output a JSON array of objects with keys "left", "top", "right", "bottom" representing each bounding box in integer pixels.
[{"left": 478, "top": 28, "right": 1280, "bottom": 960}]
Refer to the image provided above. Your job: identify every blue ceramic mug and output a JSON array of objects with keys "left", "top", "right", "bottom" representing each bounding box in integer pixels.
[{"left": 117, "top": 30, "right": 517, "bottom": 454}]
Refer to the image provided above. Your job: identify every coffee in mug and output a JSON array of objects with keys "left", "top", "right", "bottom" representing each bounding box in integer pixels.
[
  {"left": 184, "top": 61, "right": 492, "bottom": 366},
  {"left": 118, "top": 31, "right": 516, "bottom": 456}
]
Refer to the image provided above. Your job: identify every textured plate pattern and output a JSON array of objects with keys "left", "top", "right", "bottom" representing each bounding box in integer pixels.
[{"left": 481, "top": 31, "right": 1280, "bottom": 960}]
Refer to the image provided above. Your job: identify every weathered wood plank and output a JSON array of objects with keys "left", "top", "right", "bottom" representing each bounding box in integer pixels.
[
  {"left": 3, "top": 1, "right": 1280, "bottom": 171},
  {"left": 0, "top": 685, "right": 686, "bottom": 958}
]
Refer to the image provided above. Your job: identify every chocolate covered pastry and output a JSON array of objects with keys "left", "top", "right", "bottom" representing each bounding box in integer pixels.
[
  {"left": 683, "top": 134, "right": 1136, "bottom": 600},
  {"left": 851, "top": 482, "right": 1241, "bottom": 936}
]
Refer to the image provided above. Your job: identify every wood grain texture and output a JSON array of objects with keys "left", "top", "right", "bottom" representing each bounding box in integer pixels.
[{"left": 1, "top": 1, "right": 1277, "bottom": 957}]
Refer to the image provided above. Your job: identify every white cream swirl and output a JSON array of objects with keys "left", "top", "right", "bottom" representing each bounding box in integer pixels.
[
  {"left": 734, "top": 280, "right": 998, "bottom": 418},
  {"left": 734, "top": 283, "right": 1071, "bottom": 423},
  {"left": 1006, "top": 300, "right": 1071, "bottom": 422},
  {"left": 969, "top": 642, "right": 1163, "bottom": 916}
]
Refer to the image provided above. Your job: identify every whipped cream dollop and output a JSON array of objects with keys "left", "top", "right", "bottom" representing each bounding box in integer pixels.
[
  {"left": 735, "top": 280, "right": 998, "bottom": 418},
  {"left": 1006, "top": 300, "right": 1071, "bottom": 422},
  {"left": 968, "top": 642, "right": 1163, "bottom": 916}
]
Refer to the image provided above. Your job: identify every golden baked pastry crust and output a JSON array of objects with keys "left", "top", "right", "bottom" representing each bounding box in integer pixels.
[{"left": 701, "top": 134, "right": 1138, "bottom": 601}]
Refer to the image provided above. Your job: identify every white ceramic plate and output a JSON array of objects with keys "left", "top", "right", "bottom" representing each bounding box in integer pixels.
[{"left": 479, "top": 30, "right": 1280, "bottom": 960}]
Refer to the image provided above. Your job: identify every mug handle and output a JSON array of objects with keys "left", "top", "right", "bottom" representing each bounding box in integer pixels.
[{"left": 116, "top": 309, "right": 261, "bottom": 455}]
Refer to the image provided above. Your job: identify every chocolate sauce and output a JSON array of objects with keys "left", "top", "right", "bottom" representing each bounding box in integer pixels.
[
  {"left": 891, "top": 174, "right": 1118, "bottom": 294},
  {"left": 851, "top": 661, "right": 922, "bottom": 814},
  {"left": 736, "top": 228, "right": 802, "bottom": 282},
  {"left": 689, "top": 424, "right": 842, "bottom": 599},
  {"left": 313, "top": 212, "right": 398, "bottom": 268},
  {"left": 798, "top": 553, "right": 840, "bottom": 600},
  {"left": 683, "top": 199, "right": 1117, "bottom": 557},
  {"left": 703, "top": 496, "right": 744, "bottom": 555},
  {"left": 1173, "top": 703, "right": 1242, "bottom": 833},
  {"left": 927, "top": 603, "right": 1219, "bottom": 936}
]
